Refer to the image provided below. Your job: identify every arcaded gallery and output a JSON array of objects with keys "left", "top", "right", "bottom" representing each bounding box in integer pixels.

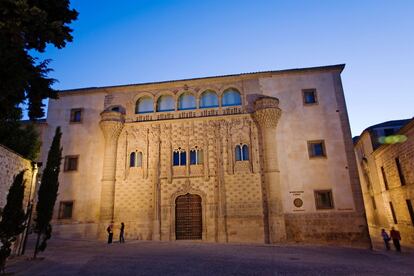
[{"left": 38, "top": 64, "right": 369, "bottom": 246}]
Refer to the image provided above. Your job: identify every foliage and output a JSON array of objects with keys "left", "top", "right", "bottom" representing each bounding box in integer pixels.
[
  {"left": 34, "top": 127, "right": 62, "bottom": 258},
  {"left": 0, "top": 121, "right": 41, "bottom": 160},
  {"left": 0, "top": 170, "right": 27, "bottom": 272},
  {"left": 0, "top": 0, "right": 77, "bottom": 159},
  {"left": 0, "top": 0, "right": 78, "bottom": 120}
]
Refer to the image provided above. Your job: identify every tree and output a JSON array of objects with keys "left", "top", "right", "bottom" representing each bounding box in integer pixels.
[
  {"left": 0, "top": 121, "right": 41, "bottom": 161},
  {"left": 34, "top": 127, "right": 62, "bottom": 258},
  {"left": 0, "top": 170, "right": 27, "bottom": 273},
  {"left": 0, "top": 0, "right": 78, "bottom": 158}
]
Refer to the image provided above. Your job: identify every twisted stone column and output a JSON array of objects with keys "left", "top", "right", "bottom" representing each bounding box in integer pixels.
[
  {"left": 99, "top": 111, "right": 124, "bottom": 227},
  {"left": 253, "top": 97, "right": 286, "bottom": 243}
]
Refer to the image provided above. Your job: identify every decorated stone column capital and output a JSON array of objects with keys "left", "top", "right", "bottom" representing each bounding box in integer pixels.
[
  {"left": 99, "top": 110, "right": 125, "bottom": 141},
  {"left": 253, "top": 97, "right": 282, "bottom": 129},
  {"left": 98, "top": 110, "right": 125, "bottom": 228},
  {"left": 253, "top": 96, "right": 286, "bottom": 243}
]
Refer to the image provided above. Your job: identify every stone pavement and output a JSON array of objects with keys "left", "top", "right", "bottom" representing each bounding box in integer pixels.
[{"left": 5, "top": 238, "right": 414, "bottom": 275}]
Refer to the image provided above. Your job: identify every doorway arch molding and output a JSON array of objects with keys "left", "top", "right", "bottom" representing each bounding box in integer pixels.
[{"left": 169, "top": 180, "right": 207, "bottom": 240}]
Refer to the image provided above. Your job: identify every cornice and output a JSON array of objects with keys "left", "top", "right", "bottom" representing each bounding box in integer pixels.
[{"left": 57, "top": 64, "right": 345, "bottom": 97}]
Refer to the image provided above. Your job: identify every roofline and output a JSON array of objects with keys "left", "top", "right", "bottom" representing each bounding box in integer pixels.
[
  {"left": 354, "top": 118, "right": 413, "bottom": 145},
  {"left": 58, "top": 64, "right": 345, "bottom": 94},
  {"left": 373, "top": 117, "right": 414, "bottom": 154},
  {"left": 0, "top": 144, "right": 33, "bottom": 162},
  {"left": 20, "top": 119, "right": 47, "bottom": 124},
  {"left": 398, "top": 117, "right": 414, "bottom": 134}
]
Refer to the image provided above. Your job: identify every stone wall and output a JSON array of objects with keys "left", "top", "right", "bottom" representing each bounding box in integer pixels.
[
  {"left": 0, "top": 144, "right": 36, "bottom": 255},
  {"left": 285, "top": 212, "right": 369, "bottom": 247},
  {"left": 42, "top": 65, "right": 369, "bottom": 246},
  {"left": 110, "top": 116, "right": 266, "bottom": 243},
  {"left": 373, "top": 121, "right": 414, "bottom": 249},
  {"left": 0, "top": 144, "right": 35, "bottom": 210}
]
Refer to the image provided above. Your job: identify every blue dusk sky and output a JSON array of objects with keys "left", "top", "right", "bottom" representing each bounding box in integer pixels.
[{"left": 35, "top": 0, "right": 413, "bottom": 136}]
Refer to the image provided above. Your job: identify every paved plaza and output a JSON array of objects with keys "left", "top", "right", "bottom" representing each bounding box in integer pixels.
[{"left": 6, "top": 238, "right": 414, "bottom": 275}]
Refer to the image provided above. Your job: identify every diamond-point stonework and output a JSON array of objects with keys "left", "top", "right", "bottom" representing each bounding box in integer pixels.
[
  {"left": 35, "top": 65, "right": 369, "bottom": 247},
  {"left": 253, "top": 97, "right": 281, "bottom": 129},
  {"left": 99, "top": 111, "right": 125, "bottom": 141},
  {"left": 100, "top": 110, "right": 125, "bottom": 122}
]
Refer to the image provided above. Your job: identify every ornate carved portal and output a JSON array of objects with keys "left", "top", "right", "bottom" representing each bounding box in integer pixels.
[{"left": 175, "top": 193, "right": 202, "bottom": 240}]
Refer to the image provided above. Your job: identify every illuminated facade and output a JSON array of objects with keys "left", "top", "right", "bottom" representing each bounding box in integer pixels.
[
  {"left": 39, "top": 64, "right": 369, "bottom": 245},
  {"left": 354, "top": 119, "right": 414, "bottom": 249}
]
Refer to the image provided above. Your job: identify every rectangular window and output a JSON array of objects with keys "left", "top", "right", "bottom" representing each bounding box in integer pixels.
[
  {"left": 190, "top": 149, "right": 203, "bottom": 165},
  {"left": 64, "top": 155, "right": 79, "bottom": 171},
  {"left": 173, "top": 151, "right": 180, "bottom": 166},
  {"left": 302, "top": 89, "right": 318, "bottom": 105},
  {"left": 58, "top": 201, "right": 73, "bottom": 219},
  {"left": 406, "top": 200, "right": 414, "bottom": 226},
  {"left": 180, "top": 151, "right": 186, "bottom": 166},
  {"left": 395, "top": 157, "right": 406, "bottom": 186},
  {"left": 314, "top": 190, "right": 334, "bottom": 209},
  {"left": 381, "top": 166, "right": 389, "bottom": 190},
  {"left": 70, "top": 108, "right": 82, "bottom": 123},
  {"left": 173, "top": 150, "right": 186, "bottom": 166},
  {"left": 190, "top": 150, "right": 197, "bottom": 165},
  {"left": 389, "top": 202, "right": 398, "bottom": 224},
  {"left": 308, "top": 140, "right": 326, "bottom": 158}
]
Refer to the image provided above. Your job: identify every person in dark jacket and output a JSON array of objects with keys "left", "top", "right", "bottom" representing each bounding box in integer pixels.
[
  {"left": 381, "top": 229, "right": 391, "bottom": 250},
  {"left": 390, "top": 227, "right": 401, "bottom": 252},
  {"left": 107, "top": 223, "right": 113, "bottom": 244},
  {"left": 119, "top": 222, "right": 125, "bottom": 243}
]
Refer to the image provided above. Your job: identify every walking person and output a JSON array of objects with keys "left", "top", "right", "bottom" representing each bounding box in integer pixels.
[
  {"left": 390, "top": 227, "right": 402, "bottom": 252},
  {"left": 381, "top": 229, "right": 391, "bottom": 250},
  {"left": 119, "top": 222, "right": 125, "bottom": 243},
  {"left": 107, "top": 223, "right": 114, "bottom": 244}
]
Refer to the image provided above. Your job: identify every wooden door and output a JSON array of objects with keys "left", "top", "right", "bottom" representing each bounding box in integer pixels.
[{"left": 175, "top": 194, "right": 202, "bottom": 240}]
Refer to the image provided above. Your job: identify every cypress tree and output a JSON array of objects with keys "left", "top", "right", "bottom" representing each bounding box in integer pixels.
[
  {"left": 0, "top": 170, "right": 27, "bottom": 273},
  {"left": 33, "top": 127, "right": 62, "bottom": 258}
]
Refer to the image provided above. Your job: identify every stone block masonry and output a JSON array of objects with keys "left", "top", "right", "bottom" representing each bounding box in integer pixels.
[
  {"left": 0, "top": 144, "right": 38, "bottom": 255},
  {"left": 0, "top": 144, "right": 36, "bottom": 209},
  {"left": 40, "top": 64, "right": 370, "bottom": 247}
]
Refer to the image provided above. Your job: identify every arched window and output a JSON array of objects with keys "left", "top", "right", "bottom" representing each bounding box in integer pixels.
[
  {"left": 200, "top": 90, "right": 219, "bottom": 108},
  {"left": 111, "top": 106, "right": 120, "bottom": 112},
  {"left": 242, "top": 145, "right": 249, "bottom": 161},
  {"left": 235, "top": 144, "right": 249, "bottom": 161},
  {"left": 190, "top": 147, "right": 203, "bottom": 165},
  {"left": 173, "top": 148, "right": 186, "bottom": 166},
  {"left": 235, "top": 146, "right": 242, "bottom": 161},
  {"left": 222, "top": 88, "right": 241, "bottom": 107},
  {"left": 136, "top": 96, "right": 154, "bottom": 114},
  {"left": 130, "top": 152, "right": 136, "bottom": 167},
  {"left": 136, "top": 152, "right": 143, "bottom": 167},
  {"left": 178, "top": 92, "right": 196, "bottom": 110},
  {"left": 157, "top": 95, "right": 175, "bottom": 112}
]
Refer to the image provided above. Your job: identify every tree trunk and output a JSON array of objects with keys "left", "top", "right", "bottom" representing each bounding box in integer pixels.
[{"left": 33, "top": 232, "right": 41, "bottom": 259}]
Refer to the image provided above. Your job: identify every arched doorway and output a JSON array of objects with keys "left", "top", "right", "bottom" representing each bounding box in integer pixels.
[{"left": 175, "top": 193, "right": 202, "bottom": 240}]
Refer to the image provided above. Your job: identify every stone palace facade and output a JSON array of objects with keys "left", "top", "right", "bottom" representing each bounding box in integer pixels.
[{"left": 38, "top": 64, "right": 369, "bottom": 245}]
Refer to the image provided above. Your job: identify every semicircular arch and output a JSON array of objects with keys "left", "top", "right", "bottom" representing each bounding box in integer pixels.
[
  {"left": 221, "top": 87, "right": 242, "bottom": 107},
  {"left": 199, "top": 89, "right": 219, "bottom": 109},
  {"left": 177, "top": 91, "right": 196, "bottom": 110}
]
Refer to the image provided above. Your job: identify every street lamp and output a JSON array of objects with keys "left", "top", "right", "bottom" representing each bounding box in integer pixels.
[{"left": 19, "top": 162, "right": 42, "bottom": 255}]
